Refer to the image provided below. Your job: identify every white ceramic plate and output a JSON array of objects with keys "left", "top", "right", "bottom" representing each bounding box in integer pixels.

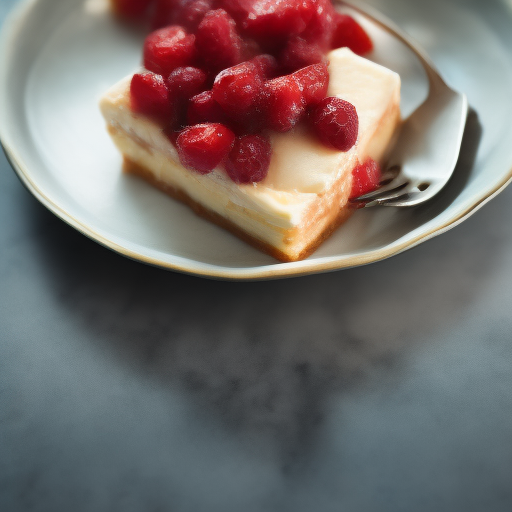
[{"left": 1, "top": 0, "right": 512, "bottom": 280}]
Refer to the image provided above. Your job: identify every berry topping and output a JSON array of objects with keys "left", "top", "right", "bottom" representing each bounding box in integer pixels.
[
  {"left": 178, "top": 0, "right": 214, "bottom": 31},
  {"left": 167, "top": 66, "right": 208, "bottom": 100},
  {"left": 143, "top": 26, "right": 197, "bottom": 77},
  {"left": 176, "top": 123, "right": 236, "bottom": 173},
  {"left": 216, "top": 0, "right": 250, "bottom": 21},
  {"left": 119, "top": 0, "right": 370, "bottom": 181},
  {"left": 350, "top": 158, "right": 381, "bottom": 199},
  {"left": 310, "top": 97, "right": 358, "bottom": 151},
  {"left": 251, "top": 54, "right": 280, "bottom": 79},
  {"left": 292, "top": 61, "right": 329, "bottom": 106},
  {"left": 225, "top": 134, "right": 272, "bottom": 184},
  {"left": 279, "top": 37, "right": 325, "bottom": 72},
  {"left": 195, "top": 9, "right": 244, "bottom": 72},
  {"left": 112, "top": 0, "right": 153, "bottom": 20},
  {"left": 212, "top": 61, "right": 263, "bottom": 121},
  {"left": 241, "top": 0, "right": 315, "bottom": 49},
  {"left": 150, "top": 0, "right": 175, "bottom": 29},
  {"left": 301, "top": 0, "right": 336, "bottom": 50},
  {"left": 187, "top": 90, "right": 229, "bottom": 126},
  {"left": 331, "top": 14, "right": 373, "bottom": 55},
  {"left": 262, "top": 74, "right": 305, "bottom": 132},
  {"left": 130, "top": 72, "right": 172, "bottom": 125}
]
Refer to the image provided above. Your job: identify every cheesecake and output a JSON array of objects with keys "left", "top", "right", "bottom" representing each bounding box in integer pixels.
[{"left": 100, "top": 48, "right": 401, "bottom": 262}]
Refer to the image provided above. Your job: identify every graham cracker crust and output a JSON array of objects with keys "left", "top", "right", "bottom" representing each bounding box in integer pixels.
[{"left": 124, "top": 158, "right": 355, "bottom": 263}]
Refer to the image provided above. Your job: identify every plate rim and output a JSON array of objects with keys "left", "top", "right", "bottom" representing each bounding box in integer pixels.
[{"left": 2, "top": 0, "right": 512, "bottom": 281}]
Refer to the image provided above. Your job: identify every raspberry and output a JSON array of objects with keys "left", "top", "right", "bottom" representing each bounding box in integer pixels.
[
  {"left": 177, "top": 0, "right": 213, "bottom": 30},
  {"left": 195, "top": 9, "right": 244, "bottom": 72},
  {"left": 280, "top": 37, "right": 325, "bottom": 73},
  {"left": 187, "top": 90, "right": 229, "bottom": 126},
  {"left": 301, "top": 0, "right": 337, "bottom": 50},
  {"left": 150, "top": 0, "right": 176, "bottom": 29},
  {"left": 130, "top": 72, "right": 173, "bottom": 126},
  {"left": 292, "top": 61, "right": 329, "bottom": 106},
  {"left": 350, "top": 159, "right": 381, "bottom": 199},
  {"left": 167, "top": 66, "right": 208, "bottom": 100},
  {"left": 176, "top": 123, "right": 236, "bottom": 173},
  {"left": 241, "top": 0, "right": 315, "bottom": 50},
  {"left": 225, "top": 135, "right": 272, "bottom": 184},
  {"left": 250, "top": 54, "right": 279, "bottom": 79},
  {"left": 241, "top": 38, "right": 262, "bottom": 61},
  {"left": 150, "top": 0, "right": 212, "bottom": 30},
  {"left": 166, "top": 66, "right": 208, "bottom": 127},
  {"left": 310, "top": 97, "right": 358, "bottom": 151},
  {"left": 143, "top": 26, "right": 197, "bottom": 77},
  {"left": 331, "top": 14, "right": 374, "bottom": 55},
  {"left": 212, "top": 61, "right": 263, "bottom": 120},
  {"left": 112, "top": 0, "right": 153, "bottom": 20},
  {"left": 262, "top": 74, "right": 305, "bottom": 132},
  {"left": 217, "top": 0, "right": 253, "bottom": 23}
]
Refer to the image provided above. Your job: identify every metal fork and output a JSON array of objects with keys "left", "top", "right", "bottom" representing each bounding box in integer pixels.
[{"left": 344, "top": 2, "right": 469, "bottom": 208}]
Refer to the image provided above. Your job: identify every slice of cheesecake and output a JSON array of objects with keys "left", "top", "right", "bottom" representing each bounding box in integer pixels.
[{"left": 100, "top": 48, "right": 401, "bottom": 262}]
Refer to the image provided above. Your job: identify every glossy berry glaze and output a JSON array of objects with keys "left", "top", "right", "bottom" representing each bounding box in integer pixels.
[{"left": 115, "top": 0, "right": 380, "bottom": 193}]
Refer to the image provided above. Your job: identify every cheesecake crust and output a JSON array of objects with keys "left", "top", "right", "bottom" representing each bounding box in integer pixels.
[{"left": 124, "top": 157, "right": 355, "bottom": 263}]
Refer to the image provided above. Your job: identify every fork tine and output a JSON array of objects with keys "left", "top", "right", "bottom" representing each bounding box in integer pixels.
[
  {"left": 362, "top": 182, "right": 420, "bottom": 207},
  {"left": 351, "top": 177, "right": 410, "bottom": 203}
]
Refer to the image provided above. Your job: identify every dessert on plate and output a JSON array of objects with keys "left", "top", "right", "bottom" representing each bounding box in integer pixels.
[{"left": 101, "top": 0, "right": 401, "bottom": 262}]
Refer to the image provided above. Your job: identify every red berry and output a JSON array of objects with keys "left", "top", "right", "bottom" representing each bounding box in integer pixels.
[
  {"left": 150, "top": 0, "right": 176, "bottom": 29},
  {"left": 217, "top": 0, "right": 253, "bottom": 23},
  {"left": 241, "top": 38, "right": 262, "bottom": 61},
  {"left": 177, "top": 0, "right": 213, "bottom": 31},
  {"left": 292, "top": 62, "right": 329, "bottom": 106},
  {"left": 301, "top": 0, "right": 337, "bottom": 50},
  {"left": 112, "top": 0, "right": 153, "bottom": 20},
  {"left": 225, "top": 135, "right": 272, "bottom": 184},
  {"left": 187, "top": 90, "right": 229, "bottom": 125},
  {"left": 310, "top": 97, "right": 359, "bottom": 151},
  {"left": 350, "top": 159, "right": 381, "bottom": 199},
  {"left": 130, "top": 72, "right": 173, "bottom": 126},
  {"left": 241, "top": 0, "right": 315, "bottom": 50},
  {"left": 262, "top": 74, "right": 305, "bottom": 132},
  {"left": 280, "top": 36, "right": 325, "bottom": 73},
  {"left": 212, "top": 61, "right": 263, "bottom": 120},
  {"left": 331, "top": 14, "right": 374, "bottom": 55},
  {"left": 143, "top": 26, "right": 197, "bottom": 77},
  {"left": 151, "top": 0, "right": 211, "bottom": 30},
  {"left": 167, "top": 66, "right": 208, "bottom": 100},
  {"left": 195, "top": 9, "right": 244, "bottom": 72},
  {"left": 176, "top": 123, "right": 235, "bottom": 173},
  {"left": 250, "top": 54, "right": 280, "bottom": 79}
]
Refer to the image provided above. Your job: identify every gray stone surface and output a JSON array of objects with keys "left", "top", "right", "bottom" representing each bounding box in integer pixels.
[{"left": 1, "top": 0, "right": 512, "bottom": 511}]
